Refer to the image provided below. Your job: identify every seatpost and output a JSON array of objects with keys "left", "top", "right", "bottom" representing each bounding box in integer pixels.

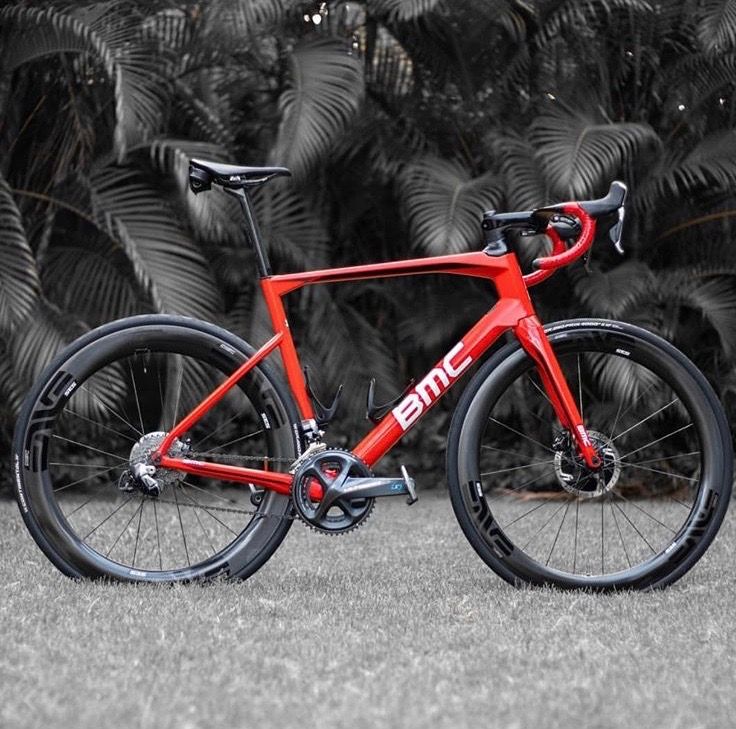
[{"left": 226, "top": 187, "right": 272, "bottom": 278}]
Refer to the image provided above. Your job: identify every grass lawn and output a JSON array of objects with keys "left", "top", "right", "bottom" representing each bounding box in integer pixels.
[{"left": 0, "top": 492, "right": 734, "bottom": 729}]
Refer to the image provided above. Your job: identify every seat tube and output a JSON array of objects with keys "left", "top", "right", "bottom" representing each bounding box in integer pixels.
[
  {"left": 514, "top": 316, "right": 602, "bottom": 469},
  {"left": 260, "top": 278, "right": 315, "bottom": 420}
]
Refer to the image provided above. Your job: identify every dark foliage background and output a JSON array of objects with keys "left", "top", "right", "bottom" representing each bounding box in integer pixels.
[{"left": 1, "top": 0, "right": 735, "bottom": 485}]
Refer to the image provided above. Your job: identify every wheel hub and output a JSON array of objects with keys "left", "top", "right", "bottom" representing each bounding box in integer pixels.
[
  {"left": 553, "top": 429, "right": 620, "bottom": 498},
  {"left": 125, "top": 431, "right": 188, "bottom": 494}
]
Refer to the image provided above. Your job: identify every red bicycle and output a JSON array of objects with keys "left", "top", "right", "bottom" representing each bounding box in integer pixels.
[{"left": 13, "top": 159, "right": 733, "bottom": 589}]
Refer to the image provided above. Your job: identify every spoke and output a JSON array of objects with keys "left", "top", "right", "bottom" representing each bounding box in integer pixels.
[
  {"left": 488, "top": 417, "right": 556, "bottom": 454},
  {"left": 171, "top": 357, "right": 184, "bottom": 431},
  {"left": 520, "top": 501, "right": 568, "bottom": 551},
  {"left": 132, "top": 499, "right": 145, "bottom": 567},
  {"left": 505, "top": 496, "right": 556, "bottom": 528},
  {"left": 106, "top": 500, "right": 144, "bottom": 558},
  {"left": 546, "top": 501, "right": 570, "bottom": 566},
  {"left": 618, "top": 423, "right": 693, "bottom": 460},
  {"left": 191, "top": 502, "right": 217, "bottom": 556},
  {"left": 605, "top": 380, "right": 659, "bottom": 442},
  {"left": 486, "top": 467, "right": 557, "bottom": 503},
  {"left": 173, "top": 486, "right": 191, "bottom": 566},
  {"left": 573, "top": 499, "right": 580, "bottom": 574},
  {"left": 80, "top": 383, "right": 142, "bottom": 437},
  {"left": 612, "top": 501, "right": 656, "bottom": 553},
  {"left": 668, "top": 494, "right": 694, "bottom": 510},
  {"left": 613, "top": 491, "right": 677, "bottom": 534},
  {"left": 607, "top": 389, "right": 627, "bottom": 443},
  {"left": 128, "top": 360, "right": 146, "bottom": 435},
  {"left": 600, "top": 495, "right": 605, "bottom": 574},
  {"left": 180, "top": 479, "right": 245, "bottom": 508},
  {"left": 180, "top": 484, "right": 240, "bottom": 536},
  {"left": 83, "top": 495, "right": 135, "bottom": 540},
  {"left": 610, "top": 497, "right": 632, "bottom": 569},
  {"left": 634, "top": 451, "right": 700, "bottom": 466},
  {"left": 64, "top": 495, "right": 97, "bottom": 518},
  {"left": 196, "top": 429, "right": 264, "bottom": 456},
  {"left": 153, "top": 498, "right": 163, "bottom": 571},
  {"left": 51, "top": 434, "right": 128, "bottom": 463},
  {"left": 577, "top": 353, "right": 584, "bottom": 419},
  {"left": 618, "top": 460, "right": 698, "bottom": 483},
  {"left": 481, "top": 459, "right": 555, "bottom": 477},
  {"left": 612, "top": 398, "right": 679, "bottom": 442},
  {"left": 481, "top": 443, "right": 547, "bottom": 461},
  {"left": 61, "top": 408, "right": 138, "bottom": 444},
  {"left": 191, "top": 410, "right": 248, "bottom": 450},
  {"left": 52, "top": 462, "right": 122, "bottom": 492},
  {"left": 157, "top": 356, "right": 165, "bottom": 424},
  {"left": 525, "top": 372, "right": 555, "bottom": 410},
  {"left": 50, "top": 461, "right": 120, "bottom": 469},
  {"left": 511, "top": 380, "right": 554, "bottom": 429}
]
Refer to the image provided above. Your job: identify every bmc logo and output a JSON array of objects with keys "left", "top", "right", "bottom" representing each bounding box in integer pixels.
[{"left": 392, "top": 342, "right": 472, "bottom": 430}]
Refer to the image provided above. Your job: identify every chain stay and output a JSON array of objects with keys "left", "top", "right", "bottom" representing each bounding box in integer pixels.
[{"left": 156, "top": 450, "right": 296, "bottom": 520}]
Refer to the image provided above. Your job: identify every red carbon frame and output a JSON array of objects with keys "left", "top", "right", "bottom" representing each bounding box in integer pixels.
[{"left": 153, "top": 206, "right": 600, "bottom": 495}]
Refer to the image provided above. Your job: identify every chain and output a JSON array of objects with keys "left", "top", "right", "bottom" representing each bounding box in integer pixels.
[
  {"left": 187, "top": 451, "right": 294, "bottom": 465},
  {"left": 165, "top": 450, "right": 297, "bottom": 520},
  {"left": 154, "top": 494, "right": 298, "bottom": 519}
]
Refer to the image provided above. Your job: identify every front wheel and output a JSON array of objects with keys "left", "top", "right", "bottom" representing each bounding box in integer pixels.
[{"left": 447, "top": 319, "right": 732, "bottom": 590}]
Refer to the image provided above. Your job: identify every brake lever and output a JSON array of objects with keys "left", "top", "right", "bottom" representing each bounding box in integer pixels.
[{"left": 610, "top": 206, "right": 625, "bottom": 255}]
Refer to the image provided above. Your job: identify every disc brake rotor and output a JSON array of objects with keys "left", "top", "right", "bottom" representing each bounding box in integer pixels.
[{"left": 553, "top": 429, "right": 621, "bottom": 498}]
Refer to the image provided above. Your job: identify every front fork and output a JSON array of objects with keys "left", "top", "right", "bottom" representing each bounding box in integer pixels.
[{"left": 514, "top": 316, "right": 601, "bottom": 470}]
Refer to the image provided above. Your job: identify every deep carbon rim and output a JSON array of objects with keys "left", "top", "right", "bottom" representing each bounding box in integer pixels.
[
  {"left": 16, "top": 323, "right": 297, "bottom": 582},
  {"left": 451, "top": 323, "right": 730, "bottom": 589}
]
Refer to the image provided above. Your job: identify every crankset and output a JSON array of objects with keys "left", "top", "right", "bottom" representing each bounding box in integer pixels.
[{"left": 291, "top": 449, "right": 417, "bottom": 534}]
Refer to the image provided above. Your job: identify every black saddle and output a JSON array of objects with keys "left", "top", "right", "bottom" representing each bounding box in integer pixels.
[{"left": 189, "top": 158, "right": 291, "bottom": 194}]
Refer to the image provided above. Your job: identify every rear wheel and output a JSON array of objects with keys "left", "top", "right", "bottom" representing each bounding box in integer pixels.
[
  {"left": 13, "top": 315, "right": 302, "bottom": 582},
  {"left": 447, "top": 320, "right": 732, "bottom": 590}
]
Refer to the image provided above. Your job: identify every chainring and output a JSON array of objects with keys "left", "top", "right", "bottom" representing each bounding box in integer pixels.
[{"left": 291, "top": 449, "right": 375, "bottom": 534}]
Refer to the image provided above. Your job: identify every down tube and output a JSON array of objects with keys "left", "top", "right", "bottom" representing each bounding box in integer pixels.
[{"left": 353, "top": 298, "right": 529, "bottom": 467}]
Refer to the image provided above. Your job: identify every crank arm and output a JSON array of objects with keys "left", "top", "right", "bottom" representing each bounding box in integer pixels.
[{"left": 317, "top": 467, "right": 418, "bottom": 516}]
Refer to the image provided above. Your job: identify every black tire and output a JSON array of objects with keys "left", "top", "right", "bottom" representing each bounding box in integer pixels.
[
  {"left": 447, "top": 319, "right": 733, "bottom": 590},
  {"left": 12, "top": 315, "right": 303, "bottom": 583}
]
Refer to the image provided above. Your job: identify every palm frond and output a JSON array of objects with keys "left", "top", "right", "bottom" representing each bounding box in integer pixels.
[
  {"left": 661, "top": 53, "right": 736, "bottom": 112},
  {"left": 0, "top": 5, "right": 168, "bottom": 159},
  {"left": 201, "top": 0, "right": 285, "bottom": 39},
  {"left": 530, "top": 103, "right": 659, "bottom": 198},
  {"left": 535, "top": 0, "right": 654, "bottom": 47},
  {"left": 88, "top": 163, "right": 222, "bottom": 318},
  {"left": 589, "top": 350, "right": 661, "bottom": 408},
  {"left": 150, "top": 138, "right": 243, "bottom": 244},
  {"left": 253, "top": 185, "right": 329, "bottom": 271},
  {"left": 399, "top": 156, "right": 500, "bottom": 254},
  {"left": 142, "top": 7, "right": 193, "bottom": 51},
  {"left": 0, "top": 337, "right": 25, "bottom": 417},
  {"left": 363, "top": 25, "right": 414, "bottom": 96},
  {"left": 574, "top": 261, "right": 654, "bottom": 318},
  {"left": 41, "top": 243, "right": 144, "bottom": 326},
  {"left": 8, "top": 302, "right": 85, "bottom": 390},
  {"left": 272, "top": 39, "right": 364, "bottom": 177},
  {"left": 662, "top": 272, "right": 736, "bottom": 358},
  {"left": 487, "top": 134, "right": 549, "bottom": 210},
  {"left": 638, "top": 131, "right": 736, "bottom": 212},
  {"left": 0, "top": 173, "right": 41, "bottom": 333},
  {"left": 696, "top": 0, "right": 736, "bottom": 53},
  {"left": 367, "top": 0, "right": 442, "bottom": 22}
]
